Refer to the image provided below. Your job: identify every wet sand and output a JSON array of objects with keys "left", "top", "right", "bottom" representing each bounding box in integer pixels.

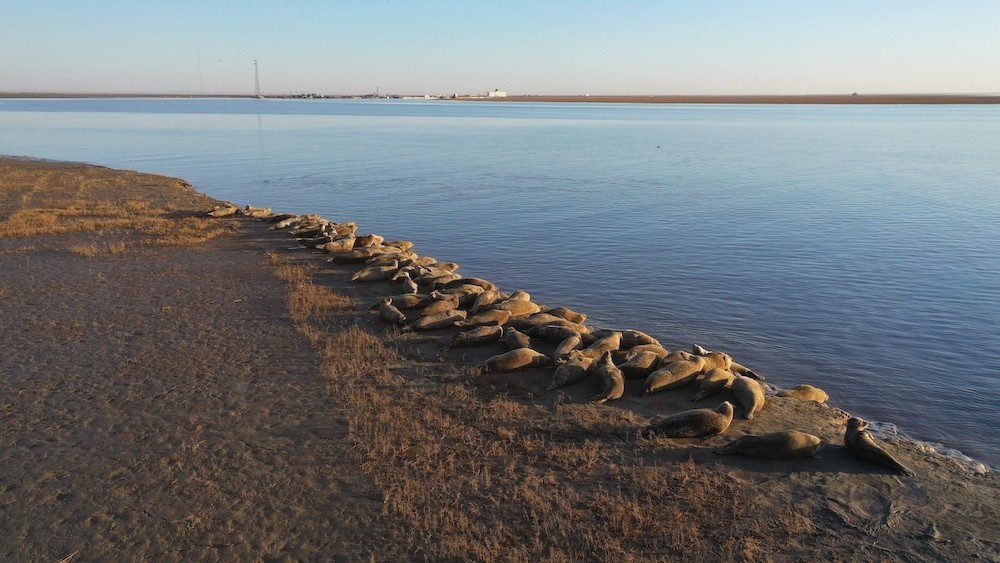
[{"left": 1, "top": 157, "right": 997, "bottom": 561}]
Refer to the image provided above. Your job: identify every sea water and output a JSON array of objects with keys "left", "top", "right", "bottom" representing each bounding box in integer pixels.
[{"left": 1, "top": 98, "right": 997, "bottom": 469}]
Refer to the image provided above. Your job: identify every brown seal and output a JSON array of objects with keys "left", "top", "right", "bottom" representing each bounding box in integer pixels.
[
  {"left": 376, "top": 298, "right": 407, "bottom": 325},
  {"left": 642, "top": 402, "right": 734, "bottom": 439},
  {"left": 481, "top": 348, "right": 552, "bottom": 373},
  {"left": 691, "top": 368, "right": 736, "bottom": 401},
  {"left": 716, "top": 431, "right": 823, "bottom": 458},
  {"left": 546, "top": 355, "right": 594, "bottom": 390},
  {"left": 617, "top": 351, "right": 662, "bottom": 380},
  {"left": 777, "top": 384, "right": 829, "bottom": 403},
  {"left": 642, "top": 356, "right": 707, "bottom": 397},
  {"left": 590, "top": 351, "right": 626, "bottom": 404},
  {"left": 448, "top": 325, "right": 504, "bottom": 349},
  {"left": 844, "top": 417, "right": 915, "bottom": 476},
  {"left": 732, "top": 375, "right": 766, "bottom": 420},
  {"left": 405, "top": 309, "right": 466, "bottom": 332},
  {"left": 503, "top": 327, "right": 533, "bottom": 350}
]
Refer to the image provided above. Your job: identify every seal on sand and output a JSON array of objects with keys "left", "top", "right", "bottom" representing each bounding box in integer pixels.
[
  {"left": 544, "top": 306, "right": 587, "bottom": 324},
  {"left": 691, "top": 368, "right": 736, "bottom": 401},
  {"left": 546, "top": 355, "right": 594, "bottom": 390},
  {"left": 457, "top": 308, "right": 512, "bottom": 328},
  {"left": 617, "top": 350, "right": 662, "bottom": 380},
  {"left": 844, "top": 417, "right": 915, "bottom": 476},
  {"left": 590, "top": 351, "right": 625, "bottom": 404},
  {"left": 404, "top": 309, "right": 466, "bottom": 332},
  {"left": 419, "top": 294, "right": 460, "bottom": 316},
  {"left": 732, "top": 375, "right": 766, "bottom": 419},
  {"left": 376, "top": 298, "right": 407, "bottom": 325},
  {"left": 503, "top": 327, "right": 533, "bottom": 350},
  {"left": 716, "top": 431, "right": 823, "bottom": 458},
  {"left": 552, "top": 333, "right": 583, "bottom": 361},
  {"left": 448, "top": 325, "right": 504, "bottom": 348},
  {"left": 777, "top": 384, "right": 829, "bottom": 403},
  {"left": 642, "top": 356, "right": 707, "bottom": 397},
  {"left": 642, "top": 402, "right": 734, "bottom": 439},
  {"left": 481, "top": 348, "right": 552, "bottom": 373}
]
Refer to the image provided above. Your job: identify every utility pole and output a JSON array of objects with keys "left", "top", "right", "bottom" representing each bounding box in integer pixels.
[{"left": 254, "top": 60, "right": 262, "bottom": 99}]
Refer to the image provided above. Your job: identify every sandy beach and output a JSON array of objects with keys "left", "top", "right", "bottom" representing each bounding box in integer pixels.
[{"left": 1, "top": 157, "right": 997, "bottom": 561}]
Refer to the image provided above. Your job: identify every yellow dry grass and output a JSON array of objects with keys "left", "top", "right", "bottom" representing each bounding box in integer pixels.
[
  {"left": 0, "top": 160, "right": 236, "bottom": 250},
  {"left": 0, "top": 202, "right": 236, "bottom": 247}
]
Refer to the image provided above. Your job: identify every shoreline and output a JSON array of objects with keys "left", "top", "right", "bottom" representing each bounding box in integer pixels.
[
  {"left": 3, "top": 92, "right": 1000, "bottom": 104},
  {"left": 1, "top": 157, "right": 996, "bottom": 560}
]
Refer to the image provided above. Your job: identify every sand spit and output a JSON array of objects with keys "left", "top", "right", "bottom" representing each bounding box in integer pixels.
[{"left": 2, "top": 156, "right": 998, "bottom": 561}]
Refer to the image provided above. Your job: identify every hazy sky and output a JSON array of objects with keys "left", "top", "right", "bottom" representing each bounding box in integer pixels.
[{"left": 4, "top": 1, "right": 999, "bottom": 96}]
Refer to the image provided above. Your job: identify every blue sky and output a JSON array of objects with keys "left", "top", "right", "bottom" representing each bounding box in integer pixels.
[{"left": 3, "top": 1, "right": 999, "bottom": 95}]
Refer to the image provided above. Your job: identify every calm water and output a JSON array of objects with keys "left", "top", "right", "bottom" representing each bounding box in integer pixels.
[{"left": 2, "top": 98, "right": 998, "bottom": 468}]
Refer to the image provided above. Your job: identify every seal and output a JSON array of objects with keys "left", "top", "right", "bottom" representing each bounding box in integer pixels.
[
  {"left": 377, "top": 293, "right": 432, "bottom": 310},
  {"left": 591, "top": 329, "right": 661, "bottom": 349},
  {"left": 405, "top": 309, "right": 466, "bottom": 332},
  {"left": 376, "top": 297, "right": 407, "bottom": 325},
  {"left": 206, "top": 204, "right": 239, "bottom": 218},
  {"left": 490, "top": 298, "right": 541, "bottom": 318},
  {"left": 331, "top": 222, "right": 357, "bottom": 237},
  {"left": 642, "top": 402, "right": 734, "bottom": 438},
  {"left": 242, "top": 205, "right": 272, "bottom": 219},
  {"left": 626, "top": 344, "right": 669, "bottom": 358},
  {"left": 470, "top": 290, "right": 503, "bottom": 314},
  {"left": 546, "top": 355, "right": 594, "bottom": 390},
  {"left": 457, "top": 308, "right": 512, "bottom": 328},
  {"left": 658, "top": 350, "right": 694, "bottom": 366},
  {"left": 552, "top": 333, "right": 583, "bottom": 362},
  {"left": 319, "top": 235, "right": 356, "bottom": 253},
  {"left": 691, "top": 368, "right": 736, "bottom": 401},
  {"left": 481, "top": 348, "right": 553, "bottom": 373},
  {"left": 618, "top": 351, "right": 662, "bottom": 380},
  {"left": 590, "top": 351, "right": 625, "bottom": 404},
  {"left": 525, "top": 323, "right": 582, "bottom": 342},
  {"left": 844, "top": 417, "right": 915, "bottom": 476},
  {"left": 392, "top": 270, "right": 419, "bottom": 295},
  {"left": 448, "top": 325, "right": 504, "bottom": 349},
  {"left": 777, "top": 384, "right": 829, "bottom": 403},
  {"left": 516, "top": 317, "right": 589, "bottom": 336},
  {"left": 439, "top": 277, "right": 497, "bottom": 292},
  {"left": 544, "top": 306, "right": 587, "bottom": 325},
  {"left": 353, "top": 233, "right": 384, "bottom": 249},
  {"left": 642, "top": 356, "right": 707, "bottom": 397},
  {"left": 418, "top": 294, "right": 460, "bottom": 316},
  {"left": 575, "top": 331, "right": 622, "bottom": 360},
  {"left": 383, "top": 239, "right": 414, "bottom": 251},
  {"left": 352, "top": 261, "right": 399, "bottom": 282},
  {"left": 503, "top": 327, "right": 533, "bottom": 350},
  {"left": 716, "top": 431, "right": 823, "bottom": 458},
  {"left": 732, "top": 375, "right": 765, "bottom": 419},
  {"left": 326, "top": 247, "right": 387, "bottom": 263}
]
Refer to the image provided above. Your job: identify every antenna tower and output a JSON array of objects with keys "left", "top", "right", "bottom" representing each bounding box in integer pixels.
[{"left": 254, "top": 59, "right": 262, "bottom": 99}]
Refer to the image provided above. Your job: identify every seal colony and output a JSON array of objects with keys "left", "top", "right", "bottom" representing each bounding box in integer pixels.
[{"left": 206, "top": 203, "right": 924, "bottom": 475}]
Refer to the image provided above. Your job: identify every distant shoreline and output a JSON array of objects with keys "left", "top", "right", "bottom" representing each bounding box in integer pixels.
[
  {"left": 463, "top": 94, "right": 1000, "bottom": 105},
  {"left": 2, "top": 92, "right": 999, "bottom": 104}
]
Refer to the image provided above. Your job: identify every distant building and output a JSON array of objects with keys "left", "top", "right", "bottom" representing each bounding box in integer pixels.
[{"left": 488, "top": 89, "right": 507, "bottom": 98}]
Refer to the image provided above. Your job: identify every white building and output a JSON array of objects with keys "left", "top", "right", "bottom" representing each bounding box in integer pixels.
[{"left": 487, "top": 89, "right": 507, "bottom": 98}]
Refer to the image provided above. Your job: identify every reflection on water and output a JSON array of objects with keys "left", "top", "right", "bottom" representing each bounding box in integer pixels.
[{"left": 1, "top": 98, "right": 999, "bottom": 467}]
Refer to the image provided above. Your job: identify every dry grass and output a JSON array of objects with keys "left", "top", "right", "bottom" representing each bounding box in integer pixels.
[
  {"left": 0, "top": 202, "right": 236, "bottom": 247},
  {"left": 0, "top": 160, "right": 236, "bottom": 250},
  {"left": 266, "top": 257, "right": 821, "bottom": 561},
  {"left": 267, "top": 253, "right": 355, "bottom": 345}
]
